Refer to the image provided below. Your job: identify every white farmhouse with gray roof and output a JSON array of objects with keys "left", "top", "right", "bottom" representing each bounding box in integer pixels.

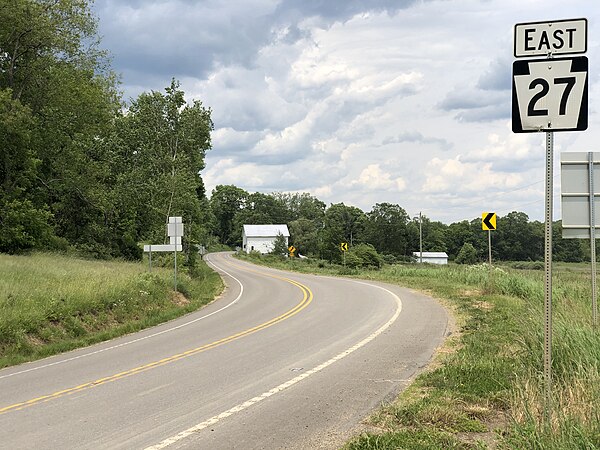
[{"left": 242, "top": 224, "right": 290, "bottom": 254}]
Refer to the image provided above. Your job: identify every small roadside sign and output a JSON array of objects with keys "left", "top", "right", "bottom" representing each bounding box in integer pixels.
[
  {"left": 482, "top": 212, "right": 497, "bottom": 231},
  {"left": 288, "top": 245, "right": 296, "bottom": 255},
  {"left": 340, "top": 242, "right": 348, "bottom": 252},
  {"left": 514, "top": 18, "right": 587, "bottom": 58}
]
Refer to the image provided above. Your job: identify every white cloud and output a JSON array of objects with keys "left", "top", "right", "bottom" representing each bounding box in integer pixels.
[
  {"left": 351, "top": 164, "right": 406, "bottom": 191},
  {"left": 95, "top": 0, "right": 600, "bottom": 222},
  {"left": 423, "top": 156, "right": 523, "bottom": 194}
]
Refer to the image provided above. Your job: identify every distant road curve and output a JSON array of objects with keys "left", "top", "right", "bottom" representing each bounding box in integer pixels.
[{"left": 0, "top": 252, "right": 448, "bottom": 449}]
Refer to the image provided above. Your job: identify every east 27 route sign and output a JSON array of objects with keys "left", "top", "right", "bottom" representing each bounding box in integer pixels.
[{"left": 512, "top": 56, "right": 588, "bottom": 133}]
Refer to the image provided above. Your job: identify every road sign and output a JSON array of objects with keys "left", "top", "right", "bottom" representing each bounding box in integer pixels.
[
  {"left": 340, "top": 242, "right": 348, "bottom": 252},
  {"left": 512, "top": 56, "right": 588, "bottom": 133},
  {"left": 560, "top": 151, "right": 599, "bottom": 327},
  {"left": 482, "top": 212, "right": 496, "bottom": 231},
  {"left": 514, "top": 18, "right": 587, "bottom": 58},
  {"left": 143, "top": 244, "right": 182, "bottom": 252},
  {"left": 288, "top": 245, "right": 296, "bottom": 254},
  {"left": 560, "top": 152, "right": 600, "bottom": 238}
]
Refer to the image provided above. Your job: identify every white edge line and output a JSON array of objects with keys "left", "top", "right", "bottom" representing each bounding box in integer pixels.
[
  {"left": 144, "top": 279, "right": 402, "bottom": 450},
  {"left": 0, "top": 254, "right": 243, "bottom": 381}
]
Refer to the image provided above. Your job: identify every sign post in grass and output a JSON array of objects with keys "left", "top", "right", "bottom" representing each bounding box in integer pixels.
[{"left": 143, "top": 217, "right": 184, "bottom": 291}]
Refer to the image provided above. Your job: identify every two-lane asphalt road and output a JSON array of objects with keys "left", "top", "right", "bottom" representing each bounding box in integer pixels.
[{"left": 0, "top": 252, "right": 448, "bottom": 449}]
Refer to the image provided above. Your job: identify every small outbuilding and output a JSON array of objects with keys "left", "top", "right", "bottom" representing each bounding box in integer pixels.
[
  {"left": 413, "top": 251, "right": 448, "bottom": 265},
  {"left": 242, "top": 224, "right": 290, "bottom": 254}
]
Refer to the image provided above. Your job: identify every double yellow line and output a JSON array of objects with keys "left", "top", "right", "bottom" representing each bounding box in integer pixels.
[{"left": 0, "top": 259, "right": 314, "bottom": 415}]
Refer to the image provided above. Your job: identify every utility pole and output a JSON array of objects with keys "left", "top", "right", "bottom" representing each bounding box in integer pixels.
[{"left": 419, "top": 212, "right": 423, "bottom": 263}]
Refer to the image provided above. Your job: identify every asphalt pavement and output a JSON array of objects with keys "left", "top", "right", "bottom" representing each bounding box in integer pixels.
[{"left": 0, "top": 252, "right": 448, "bottom": 449}]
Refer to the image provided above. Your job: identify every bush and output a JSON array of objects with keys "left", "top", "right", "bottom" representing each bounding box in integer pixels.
[
  {"left": 270, "top": 232, "right": 288, "bottom": 257},
  {"left": 504, "top": 261, "right": 544, "bottom": 270},
  {"left": 345, "top": 243, "right": 383, "bottom": 269},
  {"left": 455, "top": 243, "right": 478, "bottom": 265}
]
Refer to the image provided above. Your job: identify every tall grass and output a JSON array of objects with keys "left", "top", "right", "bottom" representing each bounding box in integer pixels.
[
  {"left": 379, "top": 263, "right": 600, "bottom": 448},
  {"left": 0, "top": 253, "right": 222, "bottom": 367}
]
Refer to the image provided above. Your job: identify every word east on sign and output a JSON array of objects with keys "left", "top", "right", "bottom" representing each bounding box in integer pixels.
[{"left": 514, "top": 18, "right": 587, "bottom": 58}]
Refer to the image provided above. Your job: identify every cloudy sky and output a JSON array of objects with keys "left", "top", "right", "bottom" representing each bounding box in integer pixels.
[{"left": 93, "top": 0, "right": 599, "bottom": 223}]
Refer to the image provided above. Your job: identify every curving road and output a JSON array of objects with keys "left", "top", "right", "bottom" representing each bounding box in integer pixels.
[{"left": 0, "top": 252, "right": 448, "bottom": 449}]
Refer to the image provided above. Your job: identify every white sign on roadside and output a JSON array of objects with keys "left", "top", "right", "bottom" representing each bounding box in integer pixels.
[
  {"left": 143, "top": 244, "right": 182, "bottom": 252},
  {"left": 560, "top": 152, "right": 600, "bottom": 239},
  {"left": 514, "top": 18, "right": 587, "bottom": 58}
]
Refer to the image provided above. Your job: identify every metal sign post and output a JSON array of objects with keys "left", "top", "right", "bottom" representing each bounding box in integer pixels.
[
  {"left": 488, "top": 230, "right": 492, "bottom": 266},
  {"left": 168, "top": 217, "right": 184, "bottom": 291},
  {"left": 143, "top": 217, "right": 183, "bottom": 291},
  {"left": 419, "top": 212, "right": 423, "bottom": 263},
  {"left": 340, "top": 242, "right": 348, "bottom": 267},
  {"left": 543, "top": 131, "right": 554, "bottom": 421},
  {"left": 513, "top": 17, "right": 589, "bottom": 425},
  {"left": 589, "top": 152, "right": 598, "bottom": 327}
]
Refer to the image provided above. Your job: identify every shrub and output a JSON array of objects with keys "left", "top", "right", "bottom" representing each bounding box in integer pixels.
[
  {"left": 346, "top": 243, "right": 383, "bottom": 269},
  {"left": 270, "top": 232, "right": 288, "bottom": 257},
  {"left": 455, "top": 243, "right": 478, "bottom": 265}
]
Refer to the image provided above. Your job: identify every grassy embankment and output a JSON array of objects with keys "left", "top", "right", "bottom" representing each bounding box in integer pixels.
[
  {"left": 0, "top": 252, "right": 223, "bottom": 368},
  {"left": 237, "top": 253, "right": 600, "bottom": 449}
]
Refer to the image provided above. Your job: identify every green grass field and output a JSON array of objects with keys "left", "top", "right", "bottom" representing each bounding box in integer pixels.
[
  {"left": 0, "top": 252, "right": 223, "bottom": 368},
  {"left": 238, "top": 253, "right": 600, "bottom": 449}
]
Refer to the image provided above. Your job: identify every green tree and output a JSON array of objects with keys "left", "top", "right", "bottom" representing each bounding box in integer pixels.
[
  {"left": 364, "top": 203, "right": 411, "bottom": 257},
  {"left": 455, "top": 242, "right": 478, "bottom": 264},
  {"left": 288, "top": 218, "right": 319, "bottom": 256},
  {"left": 272, "top": 192, "right": 326, "bottom": 224},
  {"left": 408, "top": 215, "right": 448, "bottom": 254},
  {"left": 270, "top": 232, "right": 288, "bottom": 257},
  {"left": 0, "top": 0, "right": 107, "bottom": 102},
  {"left": 114, "top": 79, "right": 213, "bottom": 249},
  {"left": 0, "top": 89, "right": 53, "bottom": 252},
  {"left": 210, "top": 185, "right": 248, "bottom": 246},
  {"left": 495, "top": 211, "right": 542, "bottom": 261},
  {"left": 320, "top": 203, "right": 366, "bottom": 262},
  {"left": 553, "top": 220, "right": 585, "bottom": 262},
  {"left": 233, "top": 192, "right": 289, "bottom": 232},
  {"left": 0, "top": 0, "right": 120, "bottom": 254}
]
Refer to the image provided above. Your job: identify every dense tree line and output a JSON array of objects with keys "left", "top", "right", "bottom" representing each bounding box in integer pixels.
[
  {"left": 208, "top": 186, "right": 590, "bottom": 264},
  {"left": 1, "top": 0, "right": 212, "bottom": 258}
]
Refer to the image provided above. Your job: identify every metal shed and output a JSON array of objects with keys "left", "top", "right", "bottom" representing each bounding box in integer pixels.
[
  {"left": 242, "top": 224, "right": 290, "bottom": 254},
  {"left": 412, "top": 251, "right": 448, "bottom": 265}
]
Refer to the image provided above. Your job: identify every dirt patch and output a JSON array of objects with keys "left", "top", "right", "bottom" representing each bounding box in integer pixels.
[
  {"left": 457, "top": 411, "right": 510, "bottom": 449},
  {"left": 26, "top": 334, "right": 46, "bottom": 347},
  {"left": 472, "top": 300, "right": 494, "bottom": 311},
  {"left": 460, "top": 289, "right": 483, "bottom": 298},
  {"left": 170, "top": 291, "right": 190, "bottom": 307}
]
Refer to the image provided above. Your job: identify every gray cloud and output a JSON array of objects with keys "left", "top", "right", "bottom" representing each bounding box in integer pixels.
[
  {"left": 477, "top": 57, "right": 511, "bottom": 91},
  {"left": 453, "top": 101, "right": 511, "bottom": 122},
  {"left": 272, "top": 0, "right": 421, "bottom": 24},
  {"left": 95, "top": 0, "right": 425, "bottom": 98},
  {"left": 382, "top": 131, "right": 452, "bottom": 151}
]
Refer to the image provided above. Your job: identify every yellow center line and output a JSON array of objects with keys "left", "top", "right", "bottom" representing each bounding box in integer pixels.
[{"left": 0, "top": 257, "right": 314, "bottom": 415}]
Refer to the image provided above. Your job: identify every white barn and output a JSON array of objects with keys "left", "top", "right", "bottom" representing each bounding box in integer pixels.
[
  {"left": 242, "top": 224, "right": 290, "bottom": 254},
  {"left": 413, "top": 251, "right": 448, "bottom": 265}
]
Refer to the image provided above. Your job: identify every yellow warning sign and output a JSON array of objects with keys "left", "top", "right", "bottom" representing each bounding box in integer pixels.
[{"left": 482, "top": 212, "right": 497, "bottom": 231}]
